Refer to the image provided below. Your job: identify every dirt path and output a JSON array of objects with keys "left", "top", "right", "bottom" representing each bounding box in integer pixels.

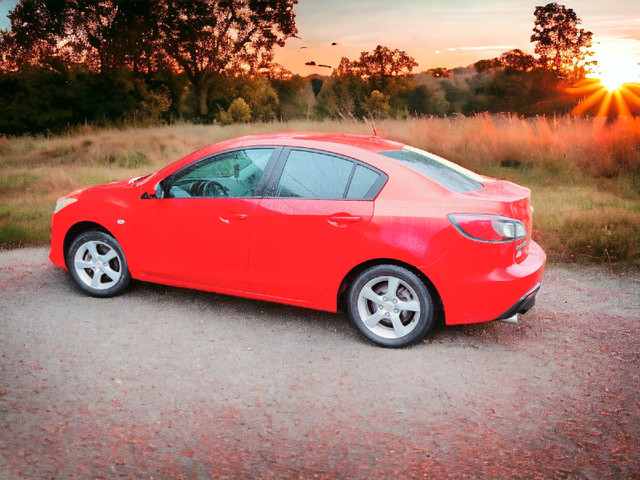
[{"left": 1, "top": 248, "right": 639, "bottom": 479}]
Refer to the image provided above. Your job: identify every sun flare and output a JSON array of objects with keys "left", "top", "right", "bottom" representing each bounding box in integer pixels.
[
  {"left": 595, "top": 50, "right": 640, "bottom": 92},
  {"left": 567, "top": 46, "right": 640, "bottom": 117}
]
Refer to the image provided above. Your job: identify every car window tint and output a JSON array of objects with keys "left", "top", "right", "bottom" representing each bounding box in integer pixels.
[
  {"left": 275, "top": 150, "right": 354, "bottom": 199},
  {"left": 380, "top": 148, "right": 483, "bottom": 192},
  {"left": 169, "top": 148, "right": 274, "bottom": 198},
  {"left": 346, "top": 165, "right": 381, "bottom": 199}
]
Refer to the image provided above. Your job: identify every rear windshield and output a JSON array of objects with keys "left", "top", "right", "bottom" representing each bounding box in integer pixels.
[{"left": 380, "top": 147, "right": 483, "bottom": 192}]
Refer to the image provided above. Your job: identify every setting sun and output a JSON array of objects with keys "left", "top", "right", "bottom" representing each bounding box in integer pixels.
[
  {"left": 599, "top": 68, "right": 632, "bottom": 93},
  {"left": 594, "top": 49, "right": 640, "bottom": 92},
  {"left": 568, "top": 46, "right": 640, "bottom": 117}
]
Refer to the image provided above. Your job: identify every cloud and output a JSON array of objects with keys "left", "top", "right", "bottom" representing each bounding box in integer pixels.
[{"left": 446, "top": 45, "right": 516, "bottom": 52}]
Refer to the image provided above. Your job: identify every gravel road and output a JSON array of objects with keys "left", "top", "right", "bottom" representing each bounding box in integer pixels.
[{"left": 1, "top": 247, "right": 639, "bottom": 479}]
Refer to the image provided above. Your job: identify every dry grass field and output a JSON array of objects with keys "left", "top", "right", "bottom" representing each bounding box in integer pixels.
[{"left": 1, "top": 115, "right": 639, "bottom": 265}]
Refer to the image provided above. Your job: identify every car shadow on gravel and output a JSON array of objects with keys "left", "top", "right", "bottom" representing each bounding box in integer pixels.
[
  {"left": 104, "top": 277, "right": 534, "bottom": 350},
  {"left": 126, "top": 278, "right": 362, "bottom": 340}
]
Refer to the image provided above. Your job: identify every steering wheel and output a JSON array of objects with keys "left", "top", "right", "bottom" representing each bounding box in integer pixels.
[{"left": 201, "top": 180, "right": 229, "bottom": 197}]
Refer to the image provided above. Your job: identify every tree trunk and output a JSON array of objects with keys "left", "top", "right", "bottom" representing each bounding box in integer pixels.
[{"left": 197, "top": 83, "right": 209, "bottom": 116}]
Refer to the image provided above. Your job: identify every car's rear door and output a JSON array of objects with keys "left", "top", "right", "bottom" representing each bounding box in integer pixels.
[{"left": 248, "top": 148, "right": 386, "bottom": 301}]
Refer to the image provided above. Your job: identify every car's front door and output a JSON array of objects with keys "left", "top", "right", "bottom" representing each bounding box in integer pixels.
[
  {"left": 134, "top": 148, "right": 276, "bottom": 291},
  {"left": 248, "top": 149, "right": 385, "bottom": 301}
]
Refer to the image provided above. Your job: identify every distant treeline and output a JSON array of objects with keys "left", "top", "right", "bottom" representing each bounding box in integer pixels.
[
  {"left": 0, "top": 66, "right": 581, "bottom": 136},
  {"left": 0, "top": 1, "right": 599, "bottom": 135}
]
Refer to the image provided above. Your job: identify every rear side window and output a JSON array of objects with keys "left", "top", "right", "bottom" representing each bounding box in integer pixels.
[
  {"left": 380, "top": 147, "right": 483, "bottom": 192},
  {"left": 347, "top": 165, "right": 380, "bottom": 199},
  {"left": 276, "top": 150, "right": 353, "bottom": 198},
  {"left": 273, "top": 149, "right": 386, "bottom": 200}
]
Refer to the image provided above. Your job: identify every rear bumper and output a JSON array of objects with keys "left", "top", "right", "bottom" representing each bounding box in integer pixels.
[
  {"left": 493, "top": 282, "right": 540, "bottom": 321},
  {"left": 424, "top": 240, "right": 546, "bottom": 325}
]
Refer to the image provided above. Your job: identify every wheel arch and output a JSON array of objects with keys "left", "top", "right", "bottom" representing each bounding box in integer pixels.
[
  {"left": 337, "top": 259, "right": 445, "bottom": 324},
  {"left": 63, "top": 221, "right": 115, "bottom": 261}
]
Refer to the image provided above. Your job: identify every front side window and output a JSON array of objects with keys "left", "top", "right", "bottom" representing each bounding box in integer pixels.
[{"left": 168, "top": 148, "right": 274, "bottom": 198}]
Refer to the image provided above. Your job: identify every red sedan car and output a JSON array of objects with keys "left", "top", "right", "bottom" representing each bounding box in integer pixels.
[{"left": 50, "top": 132, "right": 545, "bottom": 347}]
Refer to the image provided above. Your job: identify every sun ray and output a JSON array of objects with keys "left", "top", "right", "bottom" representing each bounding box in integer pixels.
[
  {"left": 570, "top": 81, "right": 640, "bottom": 118},
  {"left": 568, "top": 42, "right": 640, "bottom": 118},
  {"left": 596, "top": 90, "right": 613, "bottom": 117},
  {"left": 566, "top": 78, "right": 602, "bottom": 96},
  {"left": 613, "top": 89, "right": 632, "bottom": 118},
  {"left": 571, "top": 87, "right": 608, "bottom": 116},
  {"left": 619, "top": 86, "right": 640, "bottom": 111}
]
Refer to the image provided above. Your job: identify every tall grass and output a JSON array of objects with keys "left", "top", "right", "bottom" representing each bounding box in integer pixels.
[{"left": 1, "top": 116, "right": 639, "bottom": 265}]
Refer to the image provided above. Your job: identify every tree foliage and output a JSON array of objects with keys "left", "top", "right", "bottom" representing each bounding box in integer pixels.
[
  {"left": 425, "top": 67, "right": 450, "bottom": 78},
  {"left": 1, "top": 0, "right": 298, "bottom": 115},
  {"left": 314, "top": 45, "right": 427, "bottom": 119},
  {"left": 0, "top": 2, "right": 608, "bottom": 134},
  {"left": 0, "top": 67, "right": 171, "bottom": 135},
  {"left": 474, "top": 58, "right": 502, "bottom": 73},
  {"left": 531, "top": 2, "right": 594, "bottom": 81},
  {"left": 499, "top": 49, "right": 537, "bottom": 72},
  {"left": 2, "top": 0, "right": 158, "bottom": 73},
  {"left": 154, "top": 0, "right": 297, "bottom": 115},
  {"left": 335, "top": 45, "right": 418, "bottom": 79}
]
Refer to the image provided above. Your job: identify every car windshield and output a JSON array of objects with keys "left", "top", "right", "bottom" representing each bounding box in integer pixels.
[{"left": 380, "top": 147, "right": 483, "bottom": 192}]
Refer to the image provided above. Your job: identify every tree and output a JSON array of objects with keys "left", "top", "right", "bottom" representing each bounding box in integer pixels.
[
  {"left": 155, "top": 0, "right": 297, "bottom": 116},
  {"left": 531, "top": 2, "right": 594, "bottom": 82},
  {"left": 335, "top": 45, "right": 417, "bottom": 79},
  {"left": 233, "top": 76, "right": 280, "bottom": 121},
  {"left": 365, "top": 90, "right": 391, "bottom": 118},
  {"left": 315, "top": 74, "right": 368, "bottom": 119},
  {"left": 0, "top": 66, "right": 171, "bottom": 134},
  {"left": 405, "top": 84, "right": 449, "bottom": 117},
  {"left": 425, "top": 67, "right": 450, "bottom": 78},
  {"left": 317, "top": 45, "right": 418, "bottom": 119},
  {"left": 2, "top": 0, "right": 158, "bottom": 73},
  {"left": 474, "top": 58, "right": 502, "bottom": 73},
  {"left": 499, "top": 49, "right": 536, "bottom": 72},
  {"left": 1, "top": 0, "right": 298, "bottom": 116},
  {"left": 480, "top": 69, "right": 564, "bottom": 115},
  {"left": 219, "top": 97, "right": 252, "bottom": 124},
  {"left": 0, "top": 29, "right": 16, "bottom": 73},
  {"left": 270, "top": 74, "right": 308, "bottom": 120}
]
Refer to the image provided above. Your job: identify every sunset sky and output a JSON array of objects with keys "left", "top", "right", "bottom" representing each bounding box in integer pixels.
[{"left": 1, "top": 0, "right": 639, "bottom": 78}]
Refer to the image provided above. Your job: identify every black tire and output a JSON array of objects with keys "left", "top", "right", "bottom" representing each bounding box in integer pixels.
[
  {"left": 348, "top": 265, "right": 435, "bottom": 348},
  {"left": 65, "top": 230, "right": 131, "bottom": 297}
]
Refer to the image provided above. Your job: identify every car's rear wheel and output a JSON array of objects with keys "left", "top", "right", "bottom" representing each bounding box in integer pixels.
[
  {"left": 348, "top": 265, "right": 435, "bottom": 348},
  {"left": 66, "top": 231, "right": 130, "bottom": 297}
]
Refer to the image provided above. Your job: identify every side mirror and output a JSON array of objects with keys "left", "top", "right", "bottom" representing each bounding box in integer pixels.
[{"left": 155, "top": 181, "right": 165, "bottom": 199}]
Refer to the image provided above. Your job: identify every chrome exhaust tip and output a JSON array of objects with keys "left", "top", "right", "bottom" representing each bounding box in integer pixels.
[{"left": 497, "top": 314, "right": 518, "bottom": 325}]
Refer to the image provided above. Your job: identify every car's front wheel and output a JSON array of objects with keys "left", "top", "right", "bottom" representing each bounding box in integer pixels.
[
  {"left": 66, "top": 230, "right": 131, "bottom": 297},
  {"left": 348, "top": 265, "right": 435, "bottom": 348}
]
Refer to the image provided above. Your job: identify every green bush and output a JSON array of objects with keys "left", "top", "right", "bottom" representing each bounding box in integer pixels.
[
  {"left": 0, "top": 172, "right": 40, "bottom": 195},
  {"left": 557, "top": 208, "right": 640, "bottom": 264},
  {"left": 219, "top": 98, "right": 252, "bottom": 125},
  {"left": 118, "top": 151, "right": 152, "bottom": 169},
  {"left": 101, "top": 151, "right": 151, "bottom": 169}
]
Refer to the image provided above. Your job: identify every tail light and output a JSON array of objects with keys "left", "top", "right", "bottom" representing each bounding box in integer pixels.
[{"left": 448, "top": 214, "right": 527, "bottom": 243}]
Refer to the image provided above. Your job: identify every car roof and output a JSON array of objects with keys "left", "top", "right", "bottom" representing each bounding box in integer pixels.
[
  {"left": 222, "top": 132, "right": 406, "bottom": 153},
  {"left": 148, "top": 132, "right": 411, "bottom": 186}
]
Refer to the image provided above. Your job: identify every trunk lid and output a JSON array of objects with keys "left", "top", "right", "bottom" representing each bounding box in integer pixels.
[{"left": 459, "top": 177, "right": 533, "bottom": 262}]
